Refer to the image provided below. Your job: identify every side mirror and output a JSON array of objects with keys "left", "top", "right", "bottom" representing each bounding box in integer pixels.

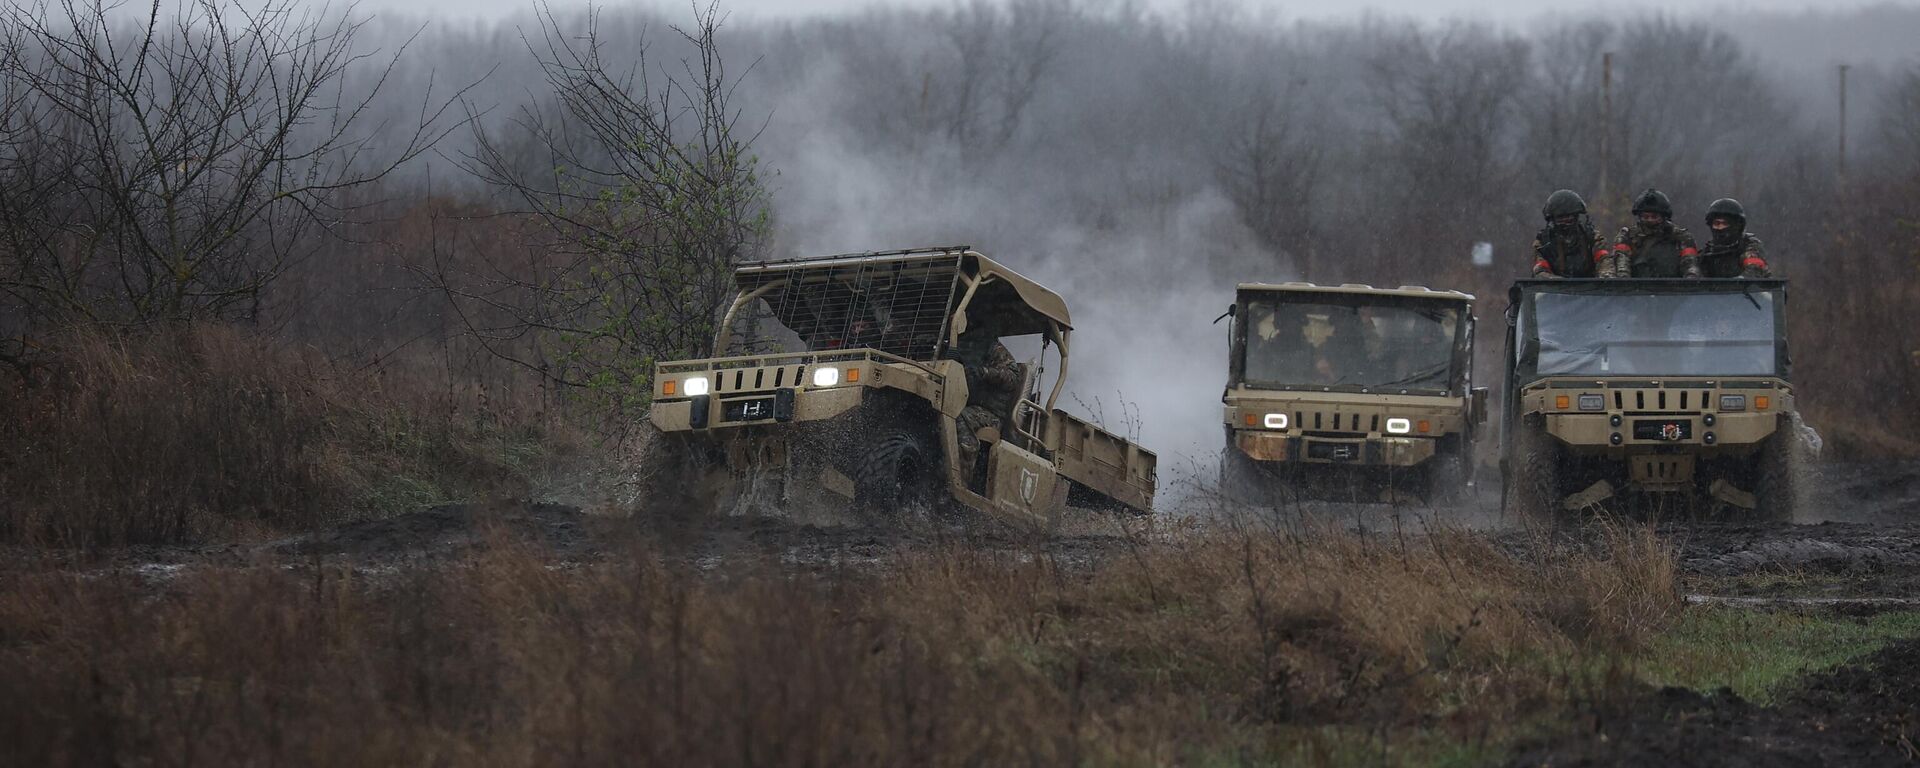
[
  {"left": 1212, "top": 304, "right": 1237, "bottom": 325},
  {"left": 1471, "top": 387, "right": 1489, "bottom": 425}
]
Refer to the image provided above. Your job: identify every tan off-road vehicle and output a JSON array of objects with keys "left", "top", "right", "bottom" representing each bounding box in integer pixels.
[
  {"left": 1501, "top": 278, "right": 1812, "bottom": 520},
  {"left": 1218, "top": 282, "right": 1485, "bottom": 504},
  {"left": 645, "top": 246, "right": 1156, "bottom": 527}
]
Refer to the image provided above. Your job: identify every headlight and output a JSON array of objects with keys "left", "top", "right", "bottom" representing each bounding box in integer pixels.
[
  {"left": 683, "top": 376, "right": 710, "bottom": 396},
  {"left": 1577, "top": 394, "right": 1605, "bottom": 411},
  {"left": 1263, "top": 413, "right": 1288, "bottom": 429},
  {"left": 812, "top": 367, "right": 840, "bottom": 387},
  {"left": 1385, "top": 417, "right": 1412, "bottom": 434},
  {"left": 1719, "top": 394, "right": 1746, "bottom": 412}
]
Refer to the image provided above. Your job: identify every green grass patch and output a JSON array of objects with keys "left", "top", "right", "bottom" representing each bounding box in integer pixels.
[{"left": 1637, "top": 606, "right": 1920, "bottom": 703}]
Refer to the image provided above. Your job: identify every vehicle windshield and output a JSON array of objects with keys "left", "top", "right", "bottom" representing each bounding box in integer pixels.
[
  {"left": 1241, "top": 296, "right": 1462, "bottom": 393},
  {"left": 1526, "top": 290, "right": 1780, "bottom": 377}
]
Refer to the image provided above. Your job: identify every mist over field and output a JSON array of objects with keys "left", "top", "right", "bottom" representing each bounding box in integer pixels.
[
  {"left": 8, "top": 0, "right": 1920, "bottom": 492},
  {"left": 15, "top": 5, "right": 1920, "bottom": 764},
  {"left": 330, "top": 0, "right": 1920, "bottom": 482}
]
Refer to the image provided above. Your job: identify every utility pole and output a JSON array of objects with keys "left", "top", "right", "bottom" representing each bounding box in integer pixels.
[
  {"left": 1838, "top": 64, "right": 1851, "bottom": 184},
  {"left": 1599, "top": 52, "right": 1613, "bottom": 217}
]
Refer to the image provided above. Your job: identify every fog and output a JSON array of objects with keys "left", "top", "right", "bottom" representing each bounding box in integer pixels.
[
  {"left": 132, "top": 0, "right": 1920, "bottom": 493},
  {"left": 327, "top": 0, "right": 1915, "bottom": 489}
]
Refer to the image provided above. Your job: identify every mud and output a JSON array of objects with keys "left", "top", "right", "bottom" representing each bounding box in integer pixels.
[
  {"left": 1509, "top": 638, "right": 1920, "bottom": 767},
  {"left": 10, "top": 460, "right": 1920, "bottom": 764},
  {"left": 271, "top": 501, "right": 605, "bottom": 561}
]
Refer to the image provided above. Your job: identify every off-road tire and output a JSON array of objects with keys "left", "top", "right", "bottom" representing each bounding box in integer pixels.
[
  {"left": 854, "top": 427, "right": 940, "bottom": 517},
  {"left": 1754, "top": 412, "right": 1809, "bottom": 523},
  {"left": 1504, "top": 416, "right": 1563, "bottom": 527},
  {"left": 1425, "top": 446, "right": 1471, "bottom": 508},
  {"left": 632, "top": 423, "right": 715, "bottom": 523},
  {"left": 1219, "top": 446, "right": 1282, "bottom": 508}
]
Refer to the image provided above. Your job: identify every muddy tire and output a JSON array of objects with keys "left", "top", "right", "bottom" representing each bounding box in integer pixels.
[
  {"left": 854, "top": 427, "right": 940, "bottom": 516},
  {"left": 1754, "top": 412, "right": 1810, "bottom": 523},
  {"left": 1424, "top": 441, "right": 1471, "bottom": 507},
  {"left": 1219, "top": 446, "right": 1282, "bottom": 507},
  {"left": 1504, "top": 416, "right": 1563, "bottom": 526},
  {"left": 631, "top": 423, "right": 717, "bottom": 521}
]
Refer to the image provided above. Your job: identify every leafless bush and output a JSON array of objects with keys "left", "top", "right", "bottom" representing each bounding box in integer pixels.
[
  {"left": 0, "top": 325, "right": 567, "bottom": 546},
  {"left": 0, "top": 0, "right": 468, "bottom": 340},
  {"left": 442, "top": 2, "right": 768, "bottom": 416}
]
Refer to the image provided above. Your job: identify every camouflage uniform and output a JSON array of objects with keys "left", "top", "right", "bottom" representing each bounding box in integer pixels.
[
  {"left": 949, "top": 334, "right": 1021, "bottom": 462},
  {"left": 1532, "top": 227, "right": 1610, "bottom": 278},
  {"left": 1698, "top": 232, "right": 1770, "bottom": 278},
  {"left": 1698, "top": 198, "right": 1771, "bottom": 278},
  {"left": 1604, "top": 188, "right": 1701, "bottom": 278},
  {"left": 1531, "top": 189, "right": 1609, "bottom": 278}
]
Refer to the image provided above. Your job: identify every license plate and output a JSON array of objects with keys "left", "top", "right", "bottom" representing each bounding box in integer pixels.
[
  {"left": 723, "top": 397, "right": 777, "bottom": 422},
  {"left": 1307, "top": 441, "right": 1359, "bottom": 462},
  {"left": 1633, "top": 419, "right": 1692, "bottom": 442}
]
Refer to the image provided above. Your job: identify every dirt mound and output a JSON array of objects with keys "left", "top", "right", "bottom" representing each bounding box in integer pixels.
[
  {"left": 1510, "top": 639, "right": 1920, "bottom": 767},
  {"left": 274, "top": 502, "right": 594, "bottom": 560}
]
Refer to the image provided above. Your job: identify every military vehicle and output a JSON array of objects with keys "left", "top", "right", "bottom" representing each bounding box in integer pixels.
[
  {"left": 1218, "top": 282, "right": 1485, "bottom": 504},
  {"left": 645, "top": 246, "right": 1156, "bottom": 528},
  {"left": 1501, "top": 278, "right": 1811, "bottom": 520}
]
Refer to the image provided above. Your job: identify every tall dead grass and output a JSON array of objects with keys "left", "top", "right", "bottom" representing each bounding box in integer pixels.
[
  {"left": 0, "top": 523, "right": 1679, "bottom": 766},
  {"left": 0, "top": 326, "right": 571, "bottom": 547}
]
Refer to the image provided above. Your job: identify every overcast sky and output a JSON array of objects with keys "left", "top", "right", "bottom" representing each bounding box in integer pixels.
[{"left": 357, "top": 0, "right": 1915, "bottom": 25}]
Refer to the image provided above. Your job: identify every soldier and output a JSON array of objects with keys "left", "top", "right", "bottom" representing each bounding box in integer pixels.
[
  {"left": 1696, "top": 197, "right": 1772, "bottom": 278},
  {"left": 1530, "top": 189, "right": 1610, "bottom": 278},
  {"left": 948, "top": 315, "right": 1023, "bottom": 474},
  {"left": 1604, "top": 188, "right": 1701, "bottom": 278}
]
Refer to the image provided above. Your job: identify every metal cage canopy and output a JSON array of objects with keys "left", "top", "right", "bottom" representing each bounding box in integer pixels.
[{"left": 730, "top": 247, "right": 1072, "bottom": 361}]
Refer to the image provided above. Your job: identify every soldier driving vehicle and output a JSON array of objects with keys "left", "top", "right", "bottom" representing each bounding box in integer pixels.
[
  {"left": 1218, "top": 282, "right": 1486, "bottom": 504},
  {"left": 645, "top": 247, "right": 1156, "bottom": 528},
  {"left": 1501, "top": 278, "right": 1814, "bottom": 521},
  {"left": 1531, "top": 189, "right": 1610, "bottom": 279},
  {"left": 1698, "top": 197, "right": 1772, "bottom": 278}
]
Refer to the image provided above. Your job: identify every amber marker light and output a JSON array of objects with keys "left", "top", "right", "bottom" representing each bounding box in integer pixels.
[
  {"left": 1417, "top": 420, "right": 1431, "bottom": 434},
  {"left": 847, "top": 368, "right": 861, "bottom": 383},
  {"left": 1244, "top": 413, "right": 1256, "bottom": 426},
  {"left": 1756, "top": 396, "right": 1771, "bottom": 411},
  {"left": 663, "top": 380, "right": 677, "bottom": 396},
  {"left": 1555, "top": 395, "right": 1571, "bottom": 410}
]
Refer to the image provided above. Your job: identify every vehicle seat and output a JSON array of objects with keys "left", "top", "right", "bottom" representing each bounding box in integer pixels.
[{"left": 1002, "top": 362, "right": 1035, "bottom": 450}]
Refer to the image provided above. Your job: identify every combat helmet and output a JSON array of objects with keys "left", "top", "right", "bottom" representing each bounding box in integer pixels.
[
  {"left": 1542, "top": 189, "right": 1588, "bottom": 221},
  {"left": 1704, "top": 197, "right": 1746, "bottom": 226},
  {"left": 1631, "top": 188, "right": 1674, "bottom": 218}
]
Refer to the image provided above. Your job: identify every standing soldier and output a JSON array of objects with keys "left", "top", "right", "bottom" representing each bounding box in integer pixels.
[
  {"left": 948, "top": 317, "right": 1023, "bottom": 481},
  {"left": 1604, "top": 188, "right": 1701, "bottom": 278},
  {"left": 1530, "top": 189, "right": 1610, "bottom": 278},
  {"left": 1696, "top": 198, "right": 1772, "bottom": 278}
]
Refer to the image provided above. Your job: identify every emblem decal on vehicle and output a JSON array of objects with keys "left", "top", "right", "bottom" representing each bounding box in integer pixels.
[
  {"left": 1019, "top": 468, "right": 1038, "bottom": 504},
  {"left": 1660, "top": 423, "right": 1683, "bottom": 442}
]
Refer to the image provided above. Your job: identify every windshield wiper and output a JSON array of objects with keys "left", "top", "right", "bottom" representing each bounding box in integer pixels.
[{"left": 1375, "top": 362, "right": 1450, "bottom": 389}]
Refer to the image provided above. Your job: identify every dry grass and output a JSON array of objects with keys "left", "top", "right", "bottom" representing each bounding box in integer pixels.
[
  {"left": 0, "top": 523, "right": 1680, "bottom": 766},
  {"left": 0, "top": 326, "right": 574, "bottom": 547}
]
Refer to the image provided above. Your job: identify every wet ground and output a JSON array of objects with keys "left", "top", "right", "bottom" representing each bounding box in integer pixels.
[
  {"left": 1509, "top": 637, "right": 1920, "bottom": 767},
  {"left": 10, "top": 461, "right": 1918, "bottom": 764}
]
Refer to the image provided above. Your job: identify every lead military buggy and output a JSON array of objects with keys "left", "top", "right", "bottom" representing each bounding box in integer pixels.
[
  {"left": 1218, "top": 282, "right": 1486, "bottom": 505},
  {"left": 1501, "top": 278, "right": 1813, "bottom": 520},
  {"left": 644, "top": 247, "right": 1156, "bottom": 528}
]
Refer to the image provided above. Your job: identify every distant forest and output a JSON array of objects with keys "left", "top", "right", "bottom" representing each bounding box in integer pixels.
[{"left": 5, "top": 0, "right": 1918, "bottom": 462}]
